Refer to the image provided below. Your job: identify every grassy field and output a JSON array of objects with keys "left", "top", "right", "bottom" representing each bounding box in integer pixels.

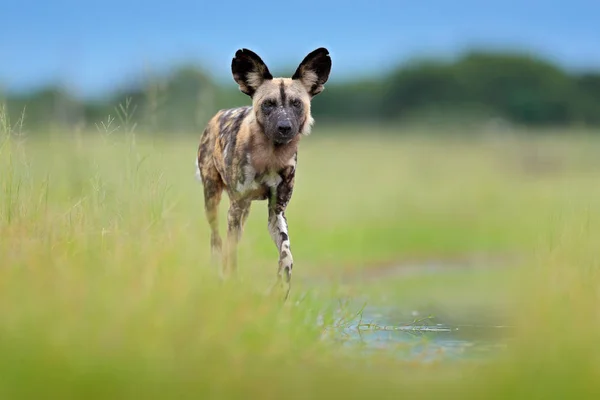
[{"left": 2, "top": 108, "right": 600, "bottom": 398}]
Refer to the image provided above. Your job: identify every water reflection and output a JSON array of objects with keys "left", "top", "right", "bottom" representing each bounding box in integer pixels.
[{"left": 329, "top": 305, "right": 513, "bottom": 361}]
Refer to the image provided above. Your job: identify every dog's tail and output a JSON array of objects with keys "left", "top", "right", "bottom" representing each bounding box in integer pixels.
[{"left": 194, "top": 157, "right": 203, "bottom": 184}]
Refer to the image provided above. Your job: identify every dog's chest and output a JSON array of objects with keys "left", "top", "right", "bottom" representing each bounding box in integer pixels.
[{"left": 235, "top": 164, "right": 282, "bottom": 200}]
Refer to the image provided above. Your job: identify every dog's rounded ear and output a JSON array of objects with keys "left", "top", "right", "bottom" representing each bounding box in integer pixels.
[
  {"left": 231, "top": 48, "right": 273, "bottom": 97},
  {"left": 292, "top": 47, "right": 331, "bottom": 97}
]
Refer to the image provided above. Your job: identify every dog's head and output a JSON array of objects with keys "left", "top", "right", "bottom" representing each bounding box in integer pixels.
[{"left": 231, "top": 47, "right": 331, "bottom": 145}]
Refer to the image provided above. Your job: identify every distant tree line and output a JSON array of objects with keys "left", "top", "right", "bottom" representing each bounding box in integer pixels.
[{"left": 1, "top": 50, "right": 600, "bottom": 134}]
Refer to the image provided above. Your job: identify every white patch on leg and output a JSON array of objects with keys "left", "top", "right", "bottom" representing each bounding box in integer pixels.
[
  {"left": 280, "top": 242, "right": 293, "bottom": 264},
  {"left": 276, "top": 213, "right": 288, "bottom": 236},
  {"left": 268, "top": 212, "right": 289, "bottom": 248}
]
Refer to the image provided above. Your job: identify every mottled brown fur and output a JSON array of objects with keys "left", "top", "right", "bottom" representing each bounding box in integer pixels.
[{"left": 196, "top": 47, "right": 331, "bottom": 300}]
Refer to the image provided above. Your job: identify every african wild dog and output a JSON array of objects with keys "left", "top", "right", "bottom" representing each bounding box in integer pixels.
[{"left": 195, "top": 47, "right": 331, "bottom": 299}]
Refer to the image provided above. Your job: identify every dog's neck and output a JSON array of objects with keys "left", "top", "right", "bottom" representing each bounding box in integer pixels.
[{"left": 249, "top": 121, "right": 299, "bottom": 174}]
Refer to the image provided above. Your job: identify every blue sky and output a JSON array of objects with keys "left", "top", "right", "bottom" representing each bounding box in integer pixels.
[{"left": 2, "top": 0, "right": 599, "bottom": 98}]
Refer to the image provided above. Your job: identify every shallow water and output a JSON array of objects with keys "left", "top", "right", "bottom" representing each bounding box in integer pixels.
[
  {"left": 329, "top": 305, "right": 513, "bottom": 362},
  {"left": 311, "top": 258, "right": 516, "bottom": 361}
]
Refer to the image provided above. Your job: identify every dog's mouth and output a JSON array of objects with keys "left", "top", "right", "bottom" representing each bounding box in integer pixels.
[
  {"left": 273, "top": 137, "right": 293, "bottom": 146},
  {"left": 270, "top": 130, "right": 298, "bottom": 146}
]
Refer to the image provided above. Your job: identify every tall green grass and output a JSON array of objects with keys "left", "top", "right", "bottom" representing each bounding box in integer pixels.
[{"left": 2, "top": 106, "right": 600, "bottom": 398}]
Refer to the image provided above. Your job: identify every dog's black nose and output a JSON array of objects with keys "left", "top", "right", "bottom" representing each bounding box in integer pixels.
[{"left": 277, "top": 121, "right": 292, "bottom": 135}]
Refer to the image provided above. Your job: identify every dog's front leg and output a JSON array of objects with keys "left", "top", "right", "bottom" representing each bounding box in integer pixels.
[
  {"left": 223, "top": 199, "right": 250, "bottom": 279},
  {"left": 268, "top": 164, "right": 295, "bottom": 300}
]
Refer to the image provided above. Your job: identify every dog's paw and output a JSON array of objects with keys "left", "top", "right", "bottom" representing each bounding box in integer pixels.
[{"left": 267, "top": 278, "right": 290, "bottom": 302}]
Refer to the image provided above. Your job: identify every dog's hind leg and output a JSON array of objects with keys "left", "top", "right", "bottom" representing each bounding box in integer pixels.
[
  {"left": 223, "top": 199, "right": 251, "bottom": 279},
  {"left": 199, "top": 160, "right": 224, "bottom": 268}
]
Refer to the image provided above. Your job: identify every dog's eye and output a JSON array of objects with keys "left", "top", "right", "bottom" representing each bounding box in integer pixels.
[
  {"left": 262, "top": 100, "right": 277, "bottom": 111},
  {"left": 291, "top": 99, "right": 302, "bottom": 108}
]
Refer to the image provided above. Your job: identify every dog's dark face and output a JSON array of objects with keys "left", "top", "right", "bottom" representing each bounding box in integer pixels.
[
  {"left": 231, "top": 48, "right": 331, "bottom": 145},
  {"left": 256, "top": 80, "right": 306, "bottom": 145}
]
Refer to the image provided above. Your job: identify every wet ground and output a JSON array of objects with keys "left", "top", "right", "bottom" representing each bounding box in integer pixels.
[
  {"left": 315, "top": 256, "right": 517, "bottom": 361},
  {"left": 333, "top": 305, "right": 514, "bottom": 361}
]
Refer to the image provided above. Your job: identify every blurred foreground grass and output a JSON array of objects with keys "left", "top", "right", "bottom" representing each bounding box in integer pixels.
[{"left": 2, "top": 110, "right": 600, "bottom": 398}]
